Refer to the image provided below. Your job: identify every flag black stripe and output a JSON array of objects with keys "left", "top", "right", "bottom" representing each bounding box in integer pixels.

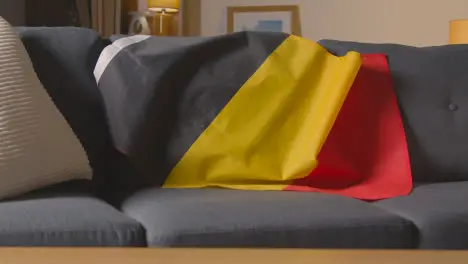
[{"left": 98, "top": 32, "right": 288, "bottom": 185}]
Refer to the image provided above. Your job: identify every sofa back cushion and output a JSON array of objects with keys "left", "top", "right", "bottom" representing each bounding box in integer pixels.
[
  {"left": 0, "top": 18, "right": 92, "bottom": 199},
  {"left": 319, "top": 40, "right": 468, "bottom": 182},
  {"left": 16, "top": 27, "right": 115, "bottom": 188},
  {"left": 17, "top": 27, "right": 147, "bottom": 203}
]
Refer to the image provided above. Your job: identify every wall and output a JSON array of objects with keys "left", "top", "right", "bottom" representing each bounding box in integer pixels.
[
  {"left": 138, "top": 0, "right": 147, "bottom": 10},
  {"left": 201, "top": 0, "right": 468, "bottom": 46},
  {"left": 0, "top": 0, "right": 25, "bottom": 26}
]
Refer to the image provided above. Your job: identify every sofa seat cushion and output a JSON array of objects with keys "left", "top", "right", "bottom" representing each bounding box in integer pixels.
[
  {"left": 122, "top": 188, "right": 415, "bottom": 248},
  {"left": 0, "top": 181, "right": 146, "bottom": 246},
  {"left": 376, "top": 181, "right": 468, "bottom": 249}
]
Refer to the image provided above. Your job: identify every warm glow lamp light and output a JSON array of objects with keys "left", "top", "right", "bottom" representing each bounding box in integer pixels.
[
  {"left": 148, "top": 0, "right": 180, "bottom": 13},
  {"left": 147, "top": 0, "right": 180, "bottom": 34},
  {"left": 449, "top": 19, "right": 468, "bottom": 44}
]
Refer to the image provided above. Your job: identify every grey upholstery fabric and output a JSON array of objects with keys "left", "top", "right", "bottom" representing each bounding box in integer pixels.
[
  {"left": 319, "top": 40, "right": 468, "bottom": 182},
  {"left": 0, "top": 181, "right": 146, "bottom": 246},
  {"left": 16, "top": 27, "right": 148, "bottom": 204},
  {"left": 16, "top": 27, "right": 110, "bottom": 176},
  {"left": 376, "top": 181, "right": 468, "bottom": 249},
  {"left": 122, "top": 188, "right": 415, "bottom": 248}
]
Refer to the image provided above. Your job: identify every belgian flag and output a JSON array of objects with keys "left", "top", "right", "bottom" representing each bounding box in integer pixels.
[{"left": 95, "top": 32, "right": 412, "bottom": 200}]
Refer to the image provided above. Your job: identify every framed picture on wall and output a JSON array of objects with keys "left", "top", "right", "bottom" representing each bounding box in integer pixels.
[{"left": 227, "top": 5, "right": 301, "bottom": 36}]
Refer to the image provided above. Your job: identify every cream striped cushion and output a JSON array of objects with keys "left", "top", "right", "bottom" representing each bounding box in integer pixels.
[{"left": 0, "top": 17, "right": 91, "bottom": 199}]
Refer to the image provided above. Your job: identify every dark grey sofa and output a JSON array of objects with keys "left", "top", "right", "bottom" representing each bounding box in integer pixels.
[{"left": 4, "top": 26, "right": 467, "bottom": 249}]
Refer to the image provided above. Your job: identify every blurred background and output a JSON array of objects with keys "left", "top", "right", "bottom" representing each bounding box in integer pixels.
[{"left": 0, "top": 0, "right": 200, "bottom": 37}]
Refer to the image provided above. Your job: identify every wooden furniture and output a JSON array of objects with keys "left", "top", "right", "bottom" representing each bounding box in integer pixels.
[{"left": 2, "top": 248, "right": 468, "bottom": 264}]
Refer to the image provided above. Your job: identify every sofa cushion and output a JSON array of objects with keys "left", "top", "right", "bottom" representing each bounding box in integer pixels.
[
  {"left": 318, "top": 40, "right": 468, "bottom": 182},
  {"left": 0, "top": 18, "right": 92, "bottom": 199},
  {"left": 122, "top": 188, "right": 415, "bottom": 248},
  {"left": 376, "top": 181, "right": 468, "bottom": 249},
  {"left": 0, "top": 181, "right": 146, "bottom": 246},
  {"left": 16, "top": 27, "right": 148, "bottom": 204},
  {"left": 15, "top": 27, "right": 115, "bottom": 191}
]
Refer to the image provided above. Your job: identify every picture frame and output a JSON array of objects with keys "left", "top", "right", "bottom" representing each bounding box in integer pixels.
[{"left": 227, "top": 5, "right": 301, "bottom": 36}]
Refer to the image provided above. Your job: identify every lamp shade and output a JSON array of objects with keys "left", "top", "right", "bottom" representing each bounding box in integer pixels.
[
  {"left": 449, "top": 19, "right": 468, "bottom": 44},
  {"left": 148, "top": 0, "right": 180, "bottom": 13}
]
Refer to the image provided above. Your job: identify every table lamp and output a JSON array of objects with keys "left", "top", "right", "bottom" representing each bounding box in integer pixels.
[
  {"left": 147, "top": 0, "right": 180, "bottom": 35},
  {"left": 449, "top": 19, "right": 468, "bottom": 44}
]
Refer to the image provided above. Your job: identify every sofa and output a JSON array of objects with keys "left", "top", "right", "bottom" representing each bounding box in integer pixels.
[{"left": 3, "top": 26, "right": 467, "bottom": 249}]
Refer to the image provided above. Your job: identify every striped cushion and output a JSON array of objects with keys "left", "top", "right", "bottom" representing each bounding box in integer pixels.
[{"left": 0, "top": 17, "right": 91, "bottom": 199}]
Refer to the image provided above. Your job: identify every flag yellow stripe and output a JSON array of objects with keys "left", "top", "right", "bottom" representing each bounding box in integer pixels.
[{"left": 163, "top": 35, "right": 362, "bottom": 190}]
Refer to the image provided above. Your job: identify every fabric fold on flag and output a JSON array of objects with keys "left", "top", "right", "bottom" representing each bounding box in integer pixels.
[
  {"left": 163, "top": 35, "right": 362, "bottom": 190},
  {"left": 94, "top": 31, "right": 412, "bottom": 201},
  {"left": 287, "top": 54, "right": 413, "bottom": 200}
]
